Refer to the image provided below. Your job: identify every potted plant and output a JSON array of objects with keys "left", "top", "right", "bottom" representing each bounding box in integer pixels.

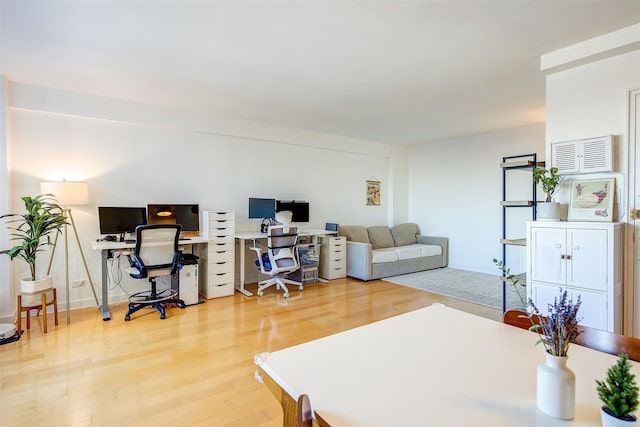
[
  {"left": 597, "top": 354, "right": 639, "bottom": 426},
  {"left": 533, "top": 166, "right": 563, "bottom": 221},
  {"left": 1, "top": 194, "right": 67, "bottom": 296}
]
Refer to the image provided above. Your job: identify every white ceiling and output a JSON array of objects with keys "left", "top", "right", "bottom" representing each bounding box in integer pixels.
[{"left": 1, "top": 1, "right": 639, "bottom": 145}]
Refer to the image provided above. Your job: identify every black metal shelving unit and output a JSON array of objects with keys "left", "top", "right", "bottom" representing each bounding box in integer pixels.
[{"left": 500, "top": 153, "right": 543, "bottom": 312}]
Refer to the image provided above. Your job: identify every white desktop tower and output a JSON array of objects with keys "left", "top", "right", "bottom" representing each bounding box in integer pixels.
[{"left": 172, "top": 263, "right": 199, "bottom": 305}]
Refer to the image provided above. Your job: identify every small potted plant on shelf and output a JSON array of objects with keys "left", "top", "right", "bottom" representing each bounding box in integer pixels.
[
  {"left": 533, "top": 166, "right": 563, "bottom": 221},
  {"left": 597, "top": 354, "right": 639, "bottom": 426},
  {"left": 1, "top": 194, "right": 67, "bottom": 299}
]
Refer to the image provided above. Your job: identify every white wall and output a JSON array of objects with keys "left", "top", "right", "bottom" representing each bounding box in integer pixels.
[
  {"left": 408, "top": 123, "right": 546, "bottom": 275},
  {"left": 546, "top": 50, "right": 640, "bottom": 214},
  {"left": 3, "top": 82, "right": 394, "bottom": 315},
  {"left": 545, "top": 49, "right": 640, "bottom": 334}
]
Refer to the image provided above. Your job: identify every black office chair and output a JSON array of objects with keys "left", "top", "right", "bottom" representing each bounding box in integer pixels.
[{"left": 124, "top": 224, "right": 186, "bottom": 321}]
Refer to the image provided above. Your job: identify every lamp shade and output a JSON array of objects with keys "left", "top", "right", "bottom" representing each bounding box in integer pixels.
[{"left": 40, "top": 181, "right": 89, "bottom": 206}]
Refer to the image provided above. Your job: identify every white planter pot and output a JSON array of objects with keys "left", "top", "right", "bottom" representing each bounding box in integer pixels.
[
  {"left": 20, "top": 275, "right": 53, "bottom": 294},
  {"left": 537, "top": 202, "right": 560, "bottom": 222},
  {"left": 20, "top": 275, "right": 54, "bottom": 306},
  {"left": 537, "top": 353, "right": 575, "bottom": 420},
  {"left": 601, "top": 407, "right": 638, "bottom": 427}
]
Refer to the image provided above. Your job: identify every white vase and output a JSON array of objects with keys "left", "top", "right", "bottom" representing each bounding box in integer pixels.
[
  {"left": 601, "top": 407, "right": 638, "bottom": 427},
  {"left": 537, "top": 202, "right": 560, "bottom": 221},
  {"left": 537, "top": 352, "right": 575, "bottom": 420}
]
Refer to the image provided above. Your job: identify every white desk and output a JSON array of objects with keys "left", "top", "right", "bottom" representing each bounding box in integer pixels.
[
  {"left": 91, "top": 237, "right": 209, "bottom": 320},
  {"left": 234, "top": 229, "right": 336, "bottom": 297},
  {"left": 255, "top": 304, "right": 638, "bottom": 426}
]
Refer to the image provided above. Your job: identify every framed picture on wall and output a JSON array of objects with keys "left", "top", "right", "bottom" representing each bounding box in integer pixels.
[
  {"left": 366, "top": 180, "right": 381, "bottom": 206},
  {"left": 568, "top": 178, "right": 615, "bottom": 221}
]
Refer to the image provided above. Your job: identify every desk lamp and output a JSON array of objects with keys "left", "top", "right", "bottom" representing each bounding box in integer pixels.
[{"left": 40, "top": 180, "right": 99, "bottom": 324}]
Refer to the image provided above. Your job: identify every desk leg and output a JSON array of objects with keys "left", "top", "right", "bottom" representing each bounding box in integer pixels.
[
  {"left": 100, "top": 250, "right": 111, "bottom": 321},
  {"left": 235, "top": 239, "right": 253, "bottom": 297}
]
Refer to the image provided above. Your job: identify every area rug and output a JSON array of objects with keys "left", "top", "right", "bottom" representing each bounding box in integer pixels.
[{"left": 382, "top": 268, "right": 525, "bottom": 310}]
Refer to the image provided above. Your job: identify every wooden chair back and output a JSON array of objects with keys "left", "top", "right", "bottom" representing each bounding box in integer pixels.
[{"left": 503, "top": 309, "right": 640, "bottom": 362}]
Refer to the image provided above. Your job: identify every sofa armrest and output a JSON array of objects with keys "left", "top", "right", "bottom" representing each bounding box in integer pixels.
[
  {"left": 417, "top": 235, "right": 448, "bottom": 267},
  {"left": 346, "top": 241, "right": 373, "bottom": 281}
]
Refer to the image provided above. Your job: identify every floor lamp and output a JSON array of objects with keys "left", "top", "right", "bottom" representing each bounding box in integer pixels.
[{"left": 41, "top": 181, "right": 99, "bottom": 324}]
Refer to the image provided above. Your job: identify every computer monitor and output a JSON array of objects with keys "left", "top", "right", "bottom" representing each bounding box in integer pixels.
[
  {"left": 276, "top": 200, "right": 309, "bottom": 222},
  {"left": 248, "top": 198, "right": 276, "bottom": 220},
  {"left": 98, "top": 206, "right": 147, "bottom": 241},
  {"left": 147, "top": 204, "right": 200, "bottom": 236}
]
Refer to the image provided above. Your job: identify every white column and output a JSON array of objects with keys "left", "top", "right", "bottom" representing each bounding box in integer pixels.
[{"left": 0, "top": 75, "right": 13, "bottom": 323}]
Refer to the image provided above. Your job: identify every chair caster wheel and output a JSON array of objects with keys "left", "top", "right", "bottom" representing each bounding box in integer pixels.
[
  {"left": 257, "top": 291, "right": 263, "bottom": 296},
  {"left": 160, "top": 314, "right": 166, "bottom": 319},
  {"left": 284, "top": 293, "right": 289, "bottom": 298},
  {"left": 178, "top": 302, "right": 186, "bottom": 308},
  {"left": 125, "top": 315, "right": 130, "bottom": 321}
]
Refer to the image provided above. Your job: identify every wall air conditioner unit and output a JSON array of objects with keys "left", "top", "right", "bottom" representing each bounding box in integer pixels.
[{"left": 551, "top": 135, "right": 613, "bottom": 175}]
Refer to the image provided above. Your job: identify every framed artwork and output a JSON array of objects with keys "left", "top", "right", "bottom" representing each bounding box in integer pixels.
[
  {"left": 568, "top": 178, "right": 615, "bottom": 221},
  {"left": 366, "top": 180, "right": 381, "bottom": 206}
]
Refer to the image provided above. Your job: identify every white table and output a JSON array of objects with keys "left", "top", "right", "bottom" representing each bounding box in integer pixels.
[
  {"left": 91, "top": 237, "right": 209, "bottom": 320},
  {"left": 235, "top": 229, "right": 336, "bottom": 296},
  {"left": 255, "top": 304, "right": 638, "bottom": 426}
]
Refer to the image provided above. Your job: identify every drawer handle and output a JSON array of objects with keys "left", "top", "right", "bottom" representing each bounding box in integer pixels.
[
  {"left": 560, "top": 255, "right": 572, "bottom": 260},
  {"left": 216, "top": 272, "right": 227, "bottom": 276},
  {"left": 553, "top": 244, "right": 562, "bottom": 249}
]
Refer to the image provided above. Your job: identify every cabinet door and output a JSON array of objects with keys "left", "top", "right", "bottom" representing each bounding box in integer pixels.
[
  {"left": 566, "top": 229, "right": 607, "bottom": 291},
  {"left": 530, "top": 227, "right": 565, "bottom": 284},
  {"left": 552, "top": 141, "right": 580, "bottom": 174}
]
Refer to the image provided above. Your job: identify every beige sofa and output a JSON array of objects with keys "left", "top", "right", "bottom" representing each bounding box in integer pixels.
[{"left": 339, "top": 223, "right": 448, "bottom": 281}]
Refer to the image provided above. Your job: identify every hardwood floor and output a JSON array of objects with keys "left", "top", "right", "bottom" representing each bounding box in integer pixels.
[{"left": 0, "top": 278, "right": 501, "bottom": 426}]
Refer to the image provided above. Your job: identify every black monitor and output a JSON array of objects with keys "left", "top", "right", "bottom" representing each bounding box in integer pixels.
[
  {"left": 147, "top": 204, "right": 199, "bottom": 235},
  {"left": 248, "top": 198, "right": 276, "bottom": 219},
  {"left": 276, "top": 200, "right": 309, "bottom": 222},
  {"left": 98, "top": 207, "right": 147, "bottom": 240}
]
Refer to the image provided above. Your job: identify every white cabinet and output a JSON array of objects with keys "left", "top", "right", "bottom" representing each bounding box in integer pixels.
[
  {"left": 319, "top": 236, "right": 347, "bottom": 280},
  {"left": 550, "top": 135, "right": 613, "bottom": 174},
  {"left": 526, "top": 221, "right": 623, "bottom": 333},
  {"left": 200, "top": 211, "right": 235, "bottom": 299}
]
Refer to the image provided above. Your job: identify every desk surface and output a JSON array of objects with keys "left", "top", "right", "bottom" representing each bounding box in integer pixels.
[
  {"left": 235, "top": 229, "right": 335, "bottom": 240},
  {"left": 91, "top": 236, "right": 210, "bottom": 251},
  {"left": 256, "top": 304, "right": 637, "bottom": 426}
]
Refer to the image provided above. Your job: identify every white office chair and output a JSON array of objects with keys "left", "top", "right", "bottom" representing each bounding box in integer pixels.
[
  {"left": 251, "top": 220, "right": 301, "bottom": 298},
  {"left": 275, "top": 210, "right": 293, "bottom": 225},
  {"left": 124, "top": 224, "right": 186, "bottom": 320}
]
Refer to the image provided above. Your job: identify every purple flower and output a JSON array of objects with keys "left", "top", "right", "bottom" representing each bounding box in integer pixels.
[{"left": 529, "top": 289, "right": 582, "bottom": 357}]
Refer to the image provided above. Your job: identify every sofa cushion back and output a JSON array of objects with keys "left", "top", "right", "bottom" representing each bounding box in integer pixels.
[
  {"left": 339, "top": 225, "right": 370, "bottom": 244},
  {"left": 367, "top": 226, "right": 395, "bottom": 249},
  {"left": 391, "top": 223, "right": 419, "bottom": 246}
]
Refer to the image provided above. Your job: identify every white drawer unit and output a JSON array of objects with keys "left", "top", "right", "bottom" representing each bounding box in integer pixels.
[
  {"left": 319, "top": 236, "right": 347, "bottom": 280},
  {"left": 200, "top": 211, "right": 235, "bottom": 299}
]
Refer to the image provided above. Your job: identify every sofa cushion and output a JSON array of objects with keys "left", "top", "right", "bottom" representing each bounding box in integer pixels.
[
  {"left": 419, "top": 244, "right": 443, "bottom": 257},
  {"left": 367, "top": 226, "right": 395, "bottom": 250},
  {"left": 371, "top": 244, "right": 443, "bottom": 264},
  {"left": 395, "top": 245, "right": 423, "bottom": 260},
  {"left": 372, "top": 248, "right": 398, "bottom": 263},
  {"left": 391, "top": 223, "right": 418, "bottom": 247},
  {"left": 339, "top": 225, "right": 370, "bottom": 244}
]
